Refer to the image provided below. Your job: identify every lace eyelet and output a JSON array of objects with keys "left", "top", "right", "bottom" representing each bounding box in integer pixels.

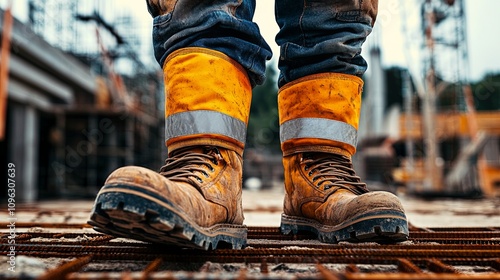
[{"left": 196, "top": 177, "right": 203, "bottom": 183}]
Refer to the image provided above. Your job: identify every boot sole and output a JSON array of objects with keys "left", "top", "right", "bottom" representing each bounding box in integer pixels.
[
  {"left": 88, "top": 185, "right": 247, "bottom": 250},
  {"left": 280, "top": 211, "right": 409, "bottom": 244}
]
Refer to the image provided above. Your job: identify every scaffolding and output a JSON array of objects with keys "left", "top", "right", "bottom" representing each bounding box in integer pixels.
[
  {"left": 2, "top": 0, "right": 166, "bottom": 200},
  {"left": 28, "top": 0, "right": 78, "bottom": 51},
  {"left": 396, "top": 0, "right": 500, "bottom": 197}
]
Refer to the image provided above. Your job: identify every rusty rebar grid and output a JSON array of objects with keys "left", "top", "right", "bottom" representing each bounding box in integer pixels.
[{"left": 1, "top": 225, "right": 499, "bottom": 279}]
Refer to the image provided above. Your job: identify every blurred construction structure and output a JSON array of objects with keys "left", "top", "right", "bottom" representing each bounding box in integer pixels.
[
  {"left": 0, "top": 2, "right": 164, "bottom": 202},
  {"left": 1, "top": 0, "right": 500, "bottom": 203},
  {"left": 357, "top": 0, "right": 500, "bottom": 198}
]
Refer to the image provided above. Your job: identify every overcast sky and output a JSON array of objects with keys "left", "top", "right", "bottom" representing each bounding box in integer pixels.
[{"left": 2, "top": 0, "right": 499, "bottom": 82}]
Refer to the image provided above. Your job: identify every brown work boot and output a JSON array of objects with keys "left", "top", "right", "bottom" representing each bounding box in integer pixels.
[
  {"left": 281, "top": 152, "right": 409, "bottom": 243},
  {"left": 278, "top": 73, "right": 408, "bottom": 243},
  {"left": 89, "top": 146, "right": 246, "bottom": 250},
  {"left": 89, "top": 48, "right": 254, "bottom": 249}
]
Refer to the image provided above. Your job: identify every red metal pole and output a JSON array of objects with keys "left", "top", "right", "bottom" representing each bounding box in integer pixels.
[{"left": 0, "top": 0, "right": 14, "bottom": 140}]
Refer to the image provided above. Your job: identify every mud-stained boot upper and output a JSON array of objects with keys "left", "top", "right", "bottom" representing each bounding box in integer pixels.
[
  {"left": 283, "top": 152, "right": 406, "bottom": 226},
  {"left": 160, "top": 146, "right": 245, "bottom": 224},
  {"left": 104, "top": 146, "right": 244, "bottom": 227}
]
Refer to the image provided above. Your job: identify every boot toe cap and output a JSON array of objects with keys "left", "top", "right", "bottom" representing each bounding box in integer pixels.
[
  {"left": 105, "top": 166, "right": 166, "bottom": 191},
  {"left": 320, "top": 190, "right": 406, "bottom": 225},
  {"left": 346, "top": 191, "right": 406, "bottom": 217}
]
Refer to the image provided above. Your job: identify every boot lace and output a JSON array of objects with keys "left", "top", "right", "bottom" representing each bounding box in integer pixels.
[
  {"left": 302, "top": 153, "right": 369, "bottom": 195},
  {"left": 159, "top": 146, "right": 222, "bottom": 186}
]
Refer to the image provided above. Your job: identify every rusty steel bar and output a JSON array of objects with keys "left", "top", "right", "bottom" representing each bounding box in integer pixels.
[
  {"left": 139, "top": 258, "right": 163, "bottom": 280},
  {"left": 343, "top": 273, "right": 500, "bottom": 280},
  {"left": 426, "top": 258, "right": 459, "bottom": 273},
  {"left": 5, "top": 229, "right": 499, "bottom": 250},
  {"left": 3, "top": 244, "right": 500, "bottom": 262},
  {"left": 492, "top": 259, "right": 500, "bottom": 271},
  {"left": 0, "top": 223, "right": 497, "bottom": 233},
  {"left": 38, "top": 256, "right": 93, "bottom": 280},
  {"left": 1, "top": 224, "right": 500, "bottom": 279},
  {"left": 397, "top": 258, "right": 422, "bottom": 273},
  {"left": 317, "top": 263, "right": 343, "bottom": 280},
  {"left": 62, "top": 272, "right": 500, "bottom": 280}
]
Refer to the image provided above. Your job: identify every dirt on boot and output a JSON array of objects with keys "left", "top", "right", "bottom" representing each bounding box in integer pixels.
[
  {"left": 281, "top": 152, "right": 409, "bottom": 244},
  {"left": 89, "top": 146, "right": 246, "bottom": 250}
]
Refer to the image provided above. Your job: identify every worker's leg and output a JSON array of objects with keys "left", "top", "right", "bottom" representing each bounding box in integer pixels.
[
  {"left": 89, "top": 0, "right": 272, "bottom": 250},
  {"left": 148, "top": 0, "right": 272, "bottom": 86},
  {"left": 275, "top": 0, "right": 377, "bottom": 87},
  {"left": 275, "top": 0, "right": 409, "bottom": 243}
]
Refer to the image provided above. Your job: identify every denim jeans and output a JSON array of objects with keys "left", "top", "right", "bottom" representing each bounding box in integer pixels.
[{"left": 147, "top": 0, "right": 377, "bottom": 87}]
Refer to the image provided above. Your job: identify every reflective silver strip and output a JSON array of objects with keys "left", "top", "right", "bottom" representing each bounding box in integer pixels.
[
  {"left": 165, "top": 110, "right": 247, "bottom": 144},
  {"left": 280, "top": 118, "right": 358, "bottom": 148}
]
